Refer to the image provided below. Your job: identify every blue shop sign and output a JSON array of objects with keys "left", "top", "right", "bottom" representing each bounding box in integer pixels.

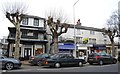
[
  {"left": 93, "top": 44, "right": 106, "bottom": 50},
  {"left": 58, "top": 43, "right": 75, "bottom": 50}
]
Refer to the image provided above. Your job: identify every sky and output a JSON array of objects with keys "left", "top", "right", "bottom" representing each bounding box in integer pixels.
[{"left": 0, "top": 0, "right": 119, "bottom": 39}]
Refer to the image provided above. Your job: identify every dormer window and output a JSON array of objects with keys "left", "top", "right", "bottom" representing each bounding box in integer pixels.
[
  {"left": 33, "top": 18, "right": 39, "bottom": 26},
  {"left": 22, "top": 18, "right": 28, "bottom": 25}
]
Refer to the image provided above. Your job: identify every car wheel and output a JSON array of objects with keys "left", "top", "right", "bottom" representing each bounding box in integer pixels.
[
  {"left": 113, "top": 59, "right": 117, "bottom": 64},
  {"left": 78, "top": 62, "right": 83, "bottom": 67},
  {"left": 54, "top": 63, "right": 61, "bottom": 68},
  {"left": 5, "top": 62, "right": 14, "bottom": 70},
  {"left": 99, "top": 60, "right": 103, "bottom": 65},
  {"left": 37, "top": 61, "right": 41, "bottom": 66}
]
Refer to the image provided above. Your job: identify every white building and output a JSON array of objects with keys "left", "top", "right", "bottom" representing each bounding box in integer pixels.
[
  {"left": 7, "top": 15, "right": 48, "bottom": 60},
  {"left": 59, "top": 25, "right": 114, "bottom": 60}
]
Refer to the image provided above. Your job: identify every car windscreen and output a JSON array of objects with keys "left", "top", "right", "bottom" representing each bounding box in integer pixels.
[
  {"left": 50, "top": 54, "right": 60, "bottom": 59},
  {"left": 89, "top": 53, "right": 97, "bottom": 57},
  {"left": 35, "top": 54, "right": 42, "bottom": 58},
  {"left": 42, "top": 54, "right": 50, "bottom": 58},
  {"left": 96, "top": 52, "right": 108, "bottom": 56}
]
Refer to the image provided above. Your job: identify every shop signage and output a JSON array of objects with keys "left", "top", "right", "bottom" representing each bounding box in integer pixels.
[{"left": 77, "top": 44, "right": 93, "bottom": 47}]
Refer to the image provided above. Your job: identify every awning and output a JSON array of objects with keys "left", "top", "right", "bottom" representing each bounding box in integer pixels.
[
  {"left": 93, "top": 44, "right": 106, "bottom": 50},
  {"left": 58, "top": 44, "right": 75, "bottom": 50},
  {"left": 78, "top": 47, "right": 87, "bottom": 50}
]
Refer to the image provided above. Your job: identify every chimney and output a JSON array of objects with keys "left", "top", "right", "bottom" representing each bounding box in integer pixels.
[{"left": 77, "top": 19, "right": 81, "bottom": 25}]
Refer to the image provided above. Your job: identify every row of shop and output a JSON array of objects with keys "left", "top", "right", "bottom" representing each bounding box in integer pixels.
[
  {"left": 7, "top": 42, "right": 116, "bottom": 61},
  {"left": 58, "top": 43, "right": 112, "bottom": 61}
]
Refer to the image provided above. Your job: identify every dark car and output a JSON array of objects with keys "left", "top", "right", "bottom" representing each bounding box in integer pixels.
[
  {"left": 41, "top": 53, "right": 86, "bottom": 68},
  {"left": 87, "top": 52, "right": 117, "bottom": 65},
  {"left": 0, "top": 56, "right": 22, "bottom": 70},
  {"left": 118, "top": 55, "right": 120, "bottom": 62},
  {"left": 29, "top": 54, "right": 50, "bottom": 65}
]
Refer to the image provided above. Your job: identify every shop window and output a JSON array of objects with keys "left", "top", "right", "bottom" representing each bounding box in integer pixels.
[
  {"left": 35, "top": 48, "right": 43, "bottom": 55},
  {"left": 96, "top": 50, "right": 100, "bottom": 53}
]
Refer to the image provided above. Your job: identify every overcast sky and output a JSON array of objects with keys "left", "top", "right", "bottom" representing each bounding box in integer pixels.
[{"left": 0, "top": 0, "right": 119, "bottom": 39}]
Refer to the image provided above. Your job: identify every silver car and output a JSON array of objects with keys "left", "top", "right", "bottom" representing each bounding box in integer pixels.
[
  {"left": 0, "top": 49, "right": 21, "bottom": 70},
  {"left": 0, "top": 56, "right": 22, "bottom": 70}
]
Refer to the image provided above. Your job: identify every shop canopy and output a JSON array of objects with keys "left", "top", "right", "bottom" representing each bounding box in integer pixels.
[
  {"left": 58, "top": 43, "right": 75, "bottom": 50},
  {"left": 93, "top": 44, "right": 106, "bottom": 50}
]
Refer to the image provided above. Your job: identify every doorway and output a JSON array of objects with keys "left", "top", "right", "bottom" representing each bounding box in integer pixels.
[{"left": 24, "top": 48, "right": 31, "bottom": 60}]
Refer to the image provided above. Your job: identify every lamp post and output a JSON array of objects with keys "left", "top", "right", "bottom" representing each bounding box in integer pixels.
[{"left": 73, "top": 0, "right": 79, "bottom": 58}]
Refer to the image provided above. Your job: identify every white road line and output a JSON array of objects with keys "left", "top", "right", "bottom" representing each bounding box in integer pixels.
[
  {"left": 2, "top": 70, "right": 7, "bottom": 72},
  {"left": 37, "top": 69, "right": 61, "bottom": 70},
  {"left": 7, "top": 69, "right": 34, "bottom": 72},
  {"left": 6, "top": 64, "right": 118, "bottom": 72}
]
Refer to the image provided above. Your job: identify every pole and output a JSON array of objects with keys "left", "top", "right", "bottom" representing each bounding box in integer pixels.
[{"left": 73, "top": 0, "right": 79, "bottom": 58}]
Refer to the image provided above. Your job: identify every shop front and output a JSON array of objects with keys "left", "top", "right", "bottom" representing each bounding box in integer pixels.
[
  {"left": 77, "top": 44, "right": 93, "bottom": 61},
  {"left": 93, "top": 44, "right": 106, "bottom": 53},
  {"left": 58, "top": 43, "right": 75, "bottom": 54}
]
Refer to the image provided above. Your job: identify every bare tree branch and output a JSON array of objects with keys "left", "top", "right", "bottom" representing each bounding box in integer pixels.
[
  {"left": 2, "top": 1, "right": 28, "bottom": 59},
  {"left": 46, "top": 9, "right": 70, "bottom": 54},
  {"left": 103, "top": 10, "right": 119, "bottom": 57}
]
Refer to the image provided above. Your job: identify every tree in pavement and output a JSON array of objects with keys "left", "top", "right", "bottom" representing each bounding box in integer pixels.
[
  {"left": 103, "top": 11, "right": 119, "bottom": 57},
  {"left": 46, "top": 9, "right": 70, "bottom": 54},
  {"left": 2, "top": 2, "right": 28, "bottom": 59}
]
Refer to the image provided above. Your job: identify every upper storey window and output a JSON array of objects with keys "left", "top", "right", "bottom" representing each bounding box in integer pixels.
[
  {"left": 22, "top": 18, "right": 28, "bottom": 25},
  {"left": 90, "top": 31, "right": 95, "bottom": 35},
  {"left": 33, "top": 18, "right": 39, "bottom": 26}
]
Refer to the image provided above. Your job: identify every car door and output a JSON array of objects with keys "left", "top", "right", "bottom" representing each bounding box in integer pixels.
[
  {"left": 59, "top": 54, "right": 69, "bottom": 66},
  {"left": 101, "top": 53, "right": 111, "bottom": 63},
  {"left": 66, "top": 54, "right": 75, "bottom": 65},
  {"left": 106, "top": 55, "right": 113, "bottom": 63},
  {"left": 0, "top": 56, "right": 4, "bottom": 69}
]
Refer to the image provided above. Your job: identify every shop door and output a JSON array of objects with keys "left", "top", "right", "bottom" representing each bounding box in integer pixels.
[{"left": 24, "top": 48, "right": 31, "bottom": 60}]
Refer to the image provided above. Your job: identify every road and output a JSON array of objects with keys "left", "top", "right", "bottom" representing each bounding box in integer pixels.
[{"left": 2, "top": 63, "right": 119, "bottom": 72}]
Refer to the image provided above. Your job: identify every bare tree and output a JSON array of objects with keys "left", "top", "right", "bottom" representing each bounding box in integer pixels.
[
  {"left": 2, "top": 2, "right": 28, "bottom": 59},
  {"left": 46, "top": 9, "right": 69, "bottom": 54},
  {"left": 103, "top": 11, "right": 119, "bottom": 57}
]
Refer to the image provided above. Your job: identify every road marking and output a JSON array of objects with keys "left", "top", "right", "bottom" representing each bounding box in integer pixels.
[
  {"left": 37, "top": 69, "right": 61, "bottom": 70},
  {"left": 6, "top": 64, "right": 118, "bottom": 72},
  {"left": 7, "top": 69, "right": 34, "bottom": 72},
  {"left": 2, "top": 70, "right": 7, "bottom": 72}
]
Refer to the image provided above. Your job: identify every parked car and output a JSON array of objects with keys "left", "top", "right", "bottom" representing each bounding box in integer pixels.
[
  {"left": 0, "top": 56, "right": 22, "bottom": 70},
  {"left": 87, "top": 52, "right": 117, "bottom": 65},
  {"left": 29, "top": 53, "right": 51, "bottom": 65},
  {"left": 41, "top": 53, "right": 86, "bottom": 68}
]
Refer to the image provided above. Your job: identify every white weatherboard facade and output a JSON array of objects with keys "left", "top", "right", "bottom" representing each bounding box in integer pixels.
[
  {"left": 59, "top": 26, "right": 112, "bottom": 60},
  {"left": 46, "top": 24, "right": 117, "bottom": 60},
  {"left": 61, "top": 27, "right": 111, "bottom": 44},
  {"left": 20, "top": 17, "right": 44, "bottom": 27}
]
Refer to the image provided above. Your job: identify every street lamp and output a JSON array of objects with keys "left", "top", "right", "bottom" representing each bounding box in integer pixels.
[{"left": 73, "top": 0, "right": 79, "bottom": 58}]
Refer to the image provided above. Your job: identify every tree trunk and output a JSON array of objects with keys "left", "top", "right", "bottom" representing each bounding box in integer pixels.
[
  {"left": 52, "top": 37, "right": 59, "bottom": 54},
  {"left": 14, "top": 22, "right": 21, "bottom": 59},
  {"left": 111, "top": 41, "right": 116, "bottom": 57}
]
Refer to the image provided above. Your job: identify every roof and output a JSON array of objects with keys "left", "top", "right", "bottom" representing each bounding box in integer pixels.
[
  {"left": 69, "top": 25, "right": 103, "bottom": 32},
  {"left": 23, "top": 14, "right": 45, "bottom": 20}
]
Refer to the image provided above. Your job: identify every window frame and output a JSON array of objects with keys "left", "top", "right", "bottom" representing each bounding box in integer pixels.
[
  {"left": 22, "top": 18, "right": 28, "bottom": 25},
  {"left": 33, "top": 18, "right": 39, "bottom": 26}
]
